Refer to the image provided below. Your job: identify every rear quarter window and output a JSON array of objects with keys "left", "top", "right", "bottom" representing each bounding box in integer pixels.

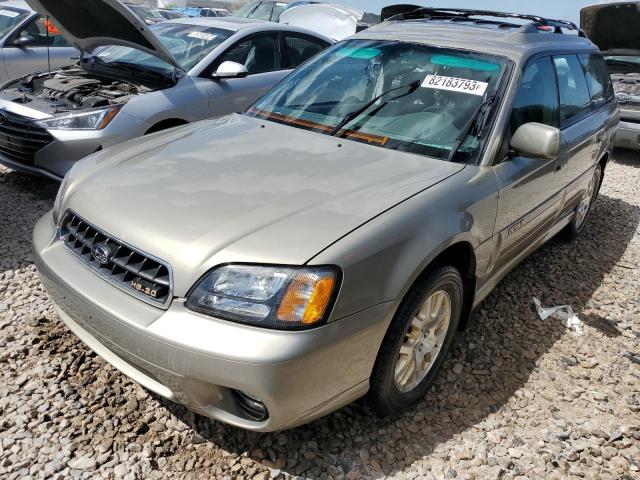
[{"left": 578, "top": 53, "right": 615, "bottom": 104}]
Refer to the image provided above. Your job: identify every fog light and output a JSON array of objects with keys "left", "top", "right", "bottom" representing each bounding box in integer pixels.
[{"left": 232, "top": 390, "right": 269, "bottom": 422}]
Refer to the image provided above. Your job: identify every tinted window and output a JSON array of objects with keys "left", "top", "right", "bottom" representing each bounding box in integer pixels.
[
  {"left": 510, "top": 57, "right": 559, "bottom": 135},
  {"left": 219, "top": 33, "right": 278, "bottom": 74},
  {"left": 579, "top": 53, "right": 614, "bottom": 104},
  {"left": 13, "top": 17, "right": 70, "bottom": 47},
  {"left": 553, "top": 55, "right": 592, "bottom": 125},
  {"left": 283, "top": 34, "right": 327, "bottom": 69}
]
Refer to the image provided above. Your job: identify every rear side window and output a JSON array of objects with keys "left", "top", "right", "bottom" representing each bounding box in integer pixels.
[
  {"left": 578, "top": 53, "right": 615, "bottom": 104},
  {"left": 283, "top": 34, "right": 327, "bottom": 69},
  {"left": 553, "top": 55, "right": 592, "bottom": 126},
  {"left": 510, "top": 57, "right": 559, "bottom": 136}
]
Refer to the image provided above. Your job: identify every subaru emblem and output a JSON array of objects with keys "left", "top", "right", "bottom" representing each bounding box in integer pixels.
[{"left": 91, "top": 244, "right": 112, "bottom": 265}]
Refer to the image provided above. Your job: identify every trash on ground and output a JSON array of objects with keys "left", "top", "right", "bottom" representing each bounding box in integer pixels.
[{"left": 533, "top": 297, "right": 584, "bottom": 335}]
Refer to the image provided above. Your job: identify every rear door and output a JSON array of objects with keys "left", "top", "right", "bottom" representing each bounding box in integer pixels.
[
  {"left": 2, "top": 16, "right": 77, "bottom": 81},
  {"left": 206, "top": 31, "right": 288, "bottom": 117},
  {"left": 551, "top": 54, "right": 603, "bottom": 216},
  {"left": 557, "top": 53, "right": 616, "bottom": 216},
  {"left": 493, "top": 56, "right": 566, "bottom": 269}
]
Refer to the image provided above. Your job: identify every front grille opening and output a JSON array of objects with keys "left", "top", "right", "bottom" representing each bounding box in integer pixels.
[
  {"left": 0, "top": 110, "right": 53, "bottom": 164},
  {"left": 232, "top": 390, "right": 269, "bottom": 422},
  {"left": 60, "top": 211, "right": 172, "bottom": 306}
]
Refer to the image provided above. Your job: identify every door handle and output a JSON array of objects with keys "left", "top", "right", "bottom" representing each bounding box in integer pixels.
[{"left": 70, "top": 56, "right": 80, "bottom": 61}]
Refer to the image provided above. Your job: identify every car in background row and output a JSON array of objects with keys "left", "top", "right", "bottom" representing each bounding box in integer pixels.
[
  {"left": 123, "top": 2, "right": 165, "bottom": 25},
  {"left": 155, "top": 8, "right": 187, "bottom": 20},
  {"left": 173, "top": 7, "right": 231, "bottom": 18},
  {"left": 234, "top": 0, "right": 317, "bottom": 22},
  {"left": 0, "top": 0, "right": 332, "bottom": 180},
  {"left": 0, "top": 0, "right": 77, "bottom": 83},
  {"left": 581, "top": 2, "right": 640, "bottom": 149}
]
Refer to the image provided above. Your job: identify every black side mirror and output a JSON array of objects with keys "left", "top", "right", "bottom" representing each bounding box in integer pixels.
[{"left": 10, "top": 35, "right": 35, "bottom": 48}]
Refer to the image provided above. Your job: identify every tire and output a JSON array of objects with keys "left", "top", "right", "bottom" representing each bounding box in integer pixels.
[
  {"left": 561, "top": 163, "right": 603, "bottom": 241},
  {"left": 368, "top": 266, "right": 463, "bottom": 416}
]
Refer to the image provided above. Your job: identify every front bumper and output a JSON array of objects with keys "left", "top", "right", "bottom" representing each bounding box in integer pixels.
[
  {"left": 615, "top": 120, "right": 640, "bottom": 150},
  {"left": 34, "top": 211, "right": 396, "bottom": 431}
]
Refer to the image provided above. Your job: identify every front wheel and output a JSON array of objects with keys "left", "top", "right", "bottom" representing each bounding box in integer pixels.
[
  {"left": 562, "top": 164, "right": 602, "bottom": 241},
  {"left": 368, "top": 266, "right": 463, "bottom": 415}
]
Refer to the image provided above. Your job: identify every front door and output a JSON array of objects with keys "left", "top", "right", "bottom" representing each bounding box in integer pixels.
[
  {"left": 492, "top": 56, "right": 566, "bottom": 270},
  {"left": 207, "top": 32, "right": 290, "bottom": 118},
  {"left": 3, "top": 16, "right": 77, "bottom": 81}
]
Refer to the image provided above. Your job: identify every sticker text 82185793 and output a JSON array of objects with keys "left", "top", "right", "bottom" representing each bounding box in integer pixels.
[{"left": 421, "top": 75, "right": 488, "bottom": 96}]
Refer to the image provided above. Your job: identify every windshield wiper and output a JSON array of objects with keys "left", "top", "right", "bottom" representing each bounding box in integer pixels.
[
  {"left": 329, "top": 80, "right": 422, "bottom": 136},
  {"left": 447, "top": 94, "right": 496, "bottom": 162}
]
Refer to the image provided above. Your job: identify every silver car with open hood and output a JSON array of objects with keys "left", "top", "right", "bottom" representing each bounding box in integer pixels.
[{"left": 0, "top": 0, "right": 331, "bottom": 180}]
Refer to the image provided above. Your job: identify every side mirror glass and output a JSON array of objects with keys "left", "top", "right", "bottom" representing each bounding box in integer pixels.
[
  {"left": 509, "top": 122, "right": 560, "bottom": 160},
  {"left": 10, "top": 35, "right": 34, "bottom": 48},
  {"left": 211, "top": 61, "right": 249, "bottom": 80}
]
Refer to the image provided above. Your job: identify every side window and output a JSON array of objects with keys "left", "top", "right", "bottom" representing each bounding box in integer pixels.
[
  {"left": 509, "top": 57, "right": 559, "bottom": 136},
  {"left": 12, "top": 17, "right": 70, "bottom": 47},
  {"left": 578, "top": 53, "right": 615, "bottom": 105},
  {"left": 217, "top": 33, "right": 279, "bottom": 74},
  {"left": 282, "top": 34, "right": 327, "bottom": 69},
  {"left": 553, "top": 55, "right": 592, "bottom": 125}
]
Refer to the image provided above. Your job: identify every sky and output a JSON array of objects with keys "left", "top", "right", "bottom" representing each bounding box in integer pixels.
[{"left": 337, "top": 0, "right": 613, "bottom": 24}]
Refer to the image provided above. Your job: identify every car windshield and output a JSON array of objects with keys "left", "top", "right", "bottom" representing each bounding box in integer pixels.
[
  {"left": 604, "top": 55, "right": 640, "bottom": 65},
  {"left": 128, "top": 5, "right": 164, "bottom": 23},
  {"left": 233, "top": 1, "right": 289, "bottom": 21},
  {"left": 94, "top": 23, "right": 233, "bottom": 73},
  {"left": 0, "top": 7, "right": 30, "bottom": 37},
  {"left": 248, "top": 40, "right": 508, "bottom": 161}
]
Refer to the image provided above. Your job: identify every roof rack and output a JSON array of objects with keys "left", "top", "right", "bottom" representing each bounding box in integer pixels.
[{"left": 382, "top": 6, "right": 587, "bottom": 37}]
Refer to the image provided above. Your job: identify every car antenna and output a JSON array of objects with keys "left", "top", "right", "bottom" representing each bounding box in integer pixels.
[{"left": 45, "top": 16, "right": 51, "bottom": 77}]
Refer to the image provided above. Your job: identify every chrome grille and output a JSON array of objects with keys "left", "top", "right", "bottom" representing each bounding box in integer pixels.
[
  {"left": 0, "top": 110, "right": 53, "bottom": 164},
  {"left": 59, "top": 211, "right": 172, "bottom": 307}
]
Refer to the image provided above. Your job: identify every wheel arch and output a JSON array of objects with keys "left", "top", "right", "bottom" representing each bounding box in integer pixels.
[{"left": 145, "top": 118, "right": 189, "bottom": 135}]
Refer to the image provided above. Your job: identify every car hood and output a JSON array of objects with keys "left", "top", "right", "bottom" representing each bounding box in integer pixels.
[
  {"left": 26, "top": 0, "right": 182, "bottom": 70},
  {"left": 61, "top": 114, "right": 464, "bottom": 295},
  {"left": 279, "top": 4, "right": 363, "bottom": 40},
  {"left": 581, "top": 2, "right": 640, "bottom": 56}
]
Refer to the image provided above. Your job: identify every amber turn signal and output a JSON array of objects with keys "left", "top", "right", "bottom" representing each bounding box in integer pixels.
[{"left": 277, "top": 272, "right": 335, "bottom": 325}]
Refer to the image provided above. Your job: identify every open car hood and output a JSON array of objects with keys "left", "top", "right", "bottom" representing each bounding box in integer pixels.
[
  {"left": 279, "top": 4, "right": 363, "bottom": 41},
  {"left": 26, "top": 0, "right": 182, "bottom": 70},
  {"left": 581, "top": 2, "right": 640, "bottom": 56}
]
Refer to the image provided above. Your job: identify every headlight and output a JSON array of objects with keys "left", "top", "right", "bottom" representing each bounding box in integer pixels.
[
  {"left": 52, "top": 172, "right": 70, "bottom": 225},
  {"left": 37, "top": 105, "right": 122, "bottom": 130},
  {"left": 186, "top": 265, "right": 340, "bottom": 330}
]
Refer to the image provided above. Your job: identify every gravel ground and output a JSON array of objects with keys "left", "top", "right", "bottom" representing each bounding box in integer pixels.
[{"left": 0, "top": 153, "right": 639, "bottom": 480}]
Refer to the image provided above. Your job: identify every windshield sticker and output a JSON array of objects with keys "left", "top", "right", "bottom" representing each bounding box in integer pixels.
[
  {"left": 422, "top": 75, "right": 488, "bottom": 96},
  {"left": 188, "top": 31, "right": 217, "bottom": 41},
  {"left": 336, "top": 47, "right": 381, "bottom": 60},
  {"left": 431, "top": 55, "right": 500, "bottom": 72},
  {"left": 0, "top": 9, "right": 20, "bottom": 17}
]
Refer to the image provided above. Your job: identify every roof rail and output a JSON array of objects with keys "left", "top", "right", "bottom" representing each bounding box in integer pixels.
[{"left": 383, "top": 6, "right": 587, "bottom": 37}]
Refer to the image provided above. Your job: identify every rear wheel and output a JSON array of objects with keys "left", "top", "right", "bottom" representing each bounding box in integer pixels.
[
  {"left": 562, "top": 164, "right": 602, "bottom": 241},
  {"left": 368, "top": 266, "right": 463, "bottom": 415}
]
